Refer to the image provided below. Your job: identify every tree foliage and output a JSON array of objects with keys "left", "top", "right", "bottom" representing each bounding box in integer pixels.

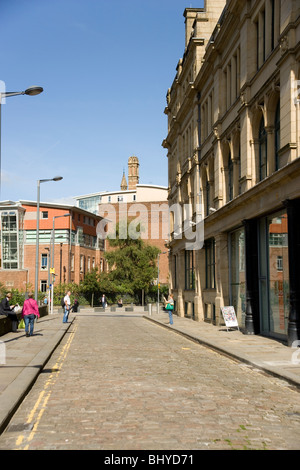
[{"left": 104, "top": 222, "right": 160, "bottom": 301}]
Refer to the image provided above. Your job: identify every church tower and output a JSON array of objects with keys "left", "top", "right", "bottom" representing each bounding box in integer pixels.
[{"left": 128, "top": 156, "right": 139, "bottom": 190}]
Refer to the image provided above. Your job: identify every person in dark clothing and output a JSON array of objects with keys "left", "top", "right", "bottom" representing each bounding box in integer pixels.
[
  {"left": 71, "top": 299, "right": 79, "bottom": 312},
  {"left": 0, "top": 292, "right": 19, "bottom": 332}
]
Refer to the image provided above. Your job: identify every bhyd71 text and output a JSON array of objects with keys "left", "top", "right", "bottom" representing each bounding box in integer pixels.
[{"left": 148, "top": 455, "right": 193, "bottom": 465}]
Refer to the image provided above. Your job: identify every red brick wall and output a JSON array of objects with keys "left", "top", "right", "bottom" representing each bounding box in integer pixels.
[
  {"left": 101, "top": 201, "right": 169, "bottom": 284},
  {"left": 0, "top": 270, "right": 28, "bottom": 291}
]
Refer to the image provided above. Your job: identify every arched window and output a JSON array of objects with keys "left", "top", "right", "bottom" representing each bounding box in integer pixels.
[
  {"left": 259, "top": 116, "right": 267, "bottom": 181},
  {"left": 274, "top": 102, "right": 280, "bottom": 171}
]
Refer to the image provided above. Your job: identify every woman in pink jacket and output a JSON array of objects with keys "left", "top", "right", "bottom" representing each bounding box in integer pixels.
[{"left": 22, "top": 293, "right": 40, "bottom": 337}]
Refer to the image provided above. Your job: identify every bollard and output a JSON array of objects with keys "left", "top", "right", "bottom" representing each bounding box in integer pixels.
[{"left": 149, "top": 304, "right": 152, "bottom": 316}]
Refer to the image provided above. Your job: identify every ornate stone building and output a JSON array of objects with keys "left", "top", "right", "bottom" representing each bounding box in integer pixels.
[{"left": 163, "top": 0, "right": 300, "bottom": 344}]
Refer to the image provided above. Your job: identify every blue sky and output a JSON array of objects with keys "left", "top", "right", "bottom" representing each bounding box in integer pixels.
[{"left": 0, "top": 0, "right": 204, "bottom": 204}]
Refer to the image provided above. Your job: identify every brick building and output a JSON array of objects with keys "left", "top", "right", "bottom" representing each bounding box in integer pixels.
[
  {"left": 75, "top": 156, "right": 169, "bottom": 284},
  {"left": 0, "top": 200, "right": 105, "bottom": 293}
]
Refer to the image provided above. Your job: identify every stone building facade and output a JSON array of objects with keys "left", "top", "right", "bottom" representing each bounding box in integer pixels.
[{"left": 163, "top": 0, "right": 300, "bottom": 344}]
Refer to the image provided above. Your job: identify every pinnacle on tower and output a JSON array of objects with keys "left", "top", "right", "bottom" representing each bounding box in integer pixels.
[{"left": 120, "top": 169, "right": 128, "bottom": 191}]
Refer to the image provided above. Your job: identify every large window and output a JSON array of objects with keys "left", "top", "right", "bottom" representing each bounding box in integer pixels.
[
  {"left": 205, "top": 239, "right": 215, "bottom": 289},
  {"left": 185, "top": 250, "right": 195, "bottom": 290},
  {"left": 228, "top": 151, "right": 233, "bottom": 202},
  {"left": 255, "top": 1, "right": 279, "bottom": 70},
  {"left": 78, "top": 195, "right": 102, "bottom": 214},
  {"left": 0, "top": 210, "right": 24, "bottom": 269},
  {"left": 259, "top": 116, "right": 267, "bottom": 181}
]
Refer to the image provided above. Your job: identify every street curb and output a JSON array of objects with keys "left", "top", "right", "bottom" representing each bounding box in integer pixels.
[
  {"left": 0, "top": 319, "right": 73, "bottom": 435},
  {"left": 144, "top": 316, "right": 300, "bottom": 389}
]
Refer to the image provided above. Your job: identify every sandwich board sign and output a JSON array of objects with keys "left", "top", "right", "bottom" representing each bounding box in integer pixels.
[{"left": 221, "top": 306, "right": 239, "bottom": 331}]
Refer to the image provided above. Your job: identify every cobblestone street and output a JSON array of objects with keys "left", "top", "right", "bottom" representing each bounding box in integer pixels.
[{"left": 1, "top": 313, "right": 300, "bottom": 450}]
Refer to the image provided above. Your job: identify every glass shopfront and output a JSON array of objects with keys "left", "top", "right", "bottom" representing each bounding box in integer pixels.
[
  {"left": 259, "top": 210, "right": 289, "bottom": 339},
  {"left": 229, "top": 212, "right": 289, "bottom": 339}
]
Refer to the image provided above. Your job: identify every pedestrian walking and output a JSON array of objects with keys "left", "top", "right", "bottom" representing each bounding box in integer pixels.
[
  {"left": 22, "top": 293, "right": 40, "bottom": 337},
  {"left": 63, "top": 290, "right": 71, "bottom": 323},
  {"left": 101, "top": 294, "right": 107, "bottom": 308},
  {"left": 0, "top": 292, "right": 19, "bottom": 332},
  {"left": 165, "top": 294, "right": 174, "bottom": 325}
]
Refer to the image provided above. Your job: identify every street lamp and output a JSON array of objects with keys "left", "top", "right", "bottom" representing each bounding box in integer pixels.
[
  {"left": 0, "top": 85, "right": 43, "bottom": 196},
  {"left": 50, "top": 213, "right": 71, "bottom": 314},
  {"left": 35, "top": 176, "right": 63, "bottom": 302},
  {"left": 157, "top": 251, "right": 167, "bottom": 313}
]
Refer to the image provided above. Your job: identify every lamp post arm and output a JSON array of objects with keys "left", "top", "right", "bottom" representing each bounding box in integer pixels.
[{"left": 1, "top": 91, "right": 25, "bottom": 98}]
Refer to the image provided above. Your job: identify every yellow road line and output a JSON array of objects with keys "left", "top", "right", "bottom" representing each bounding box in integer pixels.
[{"left": 15, "top": 322, "right": 78, "bottom": 450}]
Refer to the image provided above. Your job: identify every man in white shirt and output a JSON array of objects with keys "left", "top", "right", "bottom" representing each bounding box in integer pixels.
[{"left": 63, "top": 290, "right": 71, "bottom": 323}]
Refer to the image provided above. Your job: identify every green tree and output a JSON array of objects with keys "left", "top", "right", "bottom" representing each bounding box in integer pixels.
[
  {"left": 80, "top": 269, "right": 102, "bottom": 306},
  {"left": 104, "top": 222, "right": 160, "bottom": 304},
  {"left": 53, "top": 282, "right": 81, "bottom": 306}
]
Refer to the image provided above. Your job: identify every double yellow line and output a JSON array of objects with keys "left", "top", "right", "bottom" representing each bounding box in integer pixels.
[{"left": 15, "top": 322, "right": 78, "bottom": 450}]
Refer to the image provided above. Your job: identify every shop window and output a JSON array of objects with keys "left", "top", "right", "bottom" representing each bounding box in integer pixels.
[{"left": 259, "top": 210, "right": 289, "bottom": 338}]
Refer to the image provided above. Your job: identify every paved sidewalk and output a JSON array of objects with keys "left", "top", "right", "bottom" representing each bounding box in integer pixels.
[
  {"left": 145, "top": 310, "right": 300, "bottom": 388},
  {"left": 0, "top": 307, "right": 300, "bottom": 435},
  {"left": 0, "top": 313, "right": 72, "bottom": 433}
]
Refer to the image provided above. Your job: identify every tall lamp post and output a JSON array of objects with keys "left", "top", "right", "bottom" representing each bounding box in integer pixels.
[
  {"left": 35, "top": 176, "right": 63, "bottom": 302},
  {"left": 50, "top": 213, "right": 71, "bottom": 314},
  {"left": 157, "top": 251, "right": 166, "bottom": 313},
  {"left": 0, "top": 86, "right": 43, "bottom": 196}
]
